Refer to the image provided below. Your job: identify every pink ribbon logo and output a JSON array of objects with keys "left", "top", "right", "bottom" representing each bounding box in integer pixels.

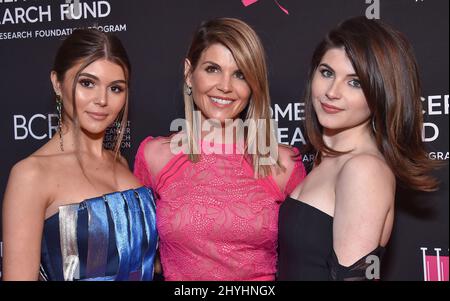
[{"left": 242, "top": 0, "right": 289, "bottom": 15}]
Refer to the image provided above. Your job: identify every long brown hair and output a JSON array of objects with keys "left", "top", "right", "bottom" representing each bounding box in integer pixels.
[
  {"left": 183, "top": 17, "right": 280, "bottom": 177},
  {"left": 53, "top": 28, "right": 131, "bottom": 159},
  {"left": 304, "top": 16, "right": 439, "bottom": 191}
]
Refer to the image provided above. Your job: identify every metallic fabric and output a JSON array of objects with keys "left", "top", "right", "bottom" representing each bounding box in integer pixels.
[
  {"left": 42, "top": 187, "right": 157, "bottom": 281},
  {"left": 105, "top": 191, "right": 131, "bottom": 281},
  {"left": 85, "top": 197, "right": 109, "bottom": 278},
  {"left": 136, "top": 187, "right": 158, "bottom": 281},
  {"left": 59, "top": 204, "right": 80, "bottom": 281}
]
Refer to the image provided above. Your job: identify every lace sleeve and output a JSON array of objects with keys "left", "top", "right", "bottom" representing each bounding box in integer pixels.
[
  {"left": 133, "top": 136, "right": 155, "bottom": 189},
  {"left": 284, "top": 147, "right": 307, "bottom": 196}
]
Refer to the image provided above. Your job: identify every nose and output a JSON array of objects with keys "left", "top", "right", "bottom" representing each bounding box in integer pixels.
[
  {"left": 94, "top": 89, "right": 108, "bottom": 106},
  {"left": 216, "top": 74, "right": 232, "bottom": 93},
  {"left": 326, "top": 80, "right": 342, "bottom": 100}
]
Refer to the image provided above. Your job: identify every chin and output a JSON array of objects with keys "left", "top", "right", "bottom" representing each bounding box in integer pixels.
[
  {"left": 80, "top": 126, "right": 107, "bottom": 136},
  {"left": 317, "top": 118, "right": 339, "bottom": 130},
  {"left": 203, "top": 111, "right": 231, "bottom": 121}
]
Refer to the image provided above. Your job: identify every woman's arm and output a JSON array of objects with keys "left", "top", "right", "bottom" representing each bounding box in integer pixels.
[
  {"left": 333, "top": 154, "right": 395, "bottom": 267},
  {"left": 2, "top": 158, "right": 48, "bottom": 280}
]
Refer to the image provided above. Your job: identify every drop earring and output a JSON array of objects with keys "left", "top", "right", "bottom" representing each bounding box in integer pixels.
[
  {"left": 116, "top": 119, "right": 122, "bottom": 138},
  {"left": 371, "top": 116, "right": 377, "bottom": 134},
  {"left": 56, "top": 95, "right": 64, "bottom": 152},
  {"left": 185, "top": 84, "right": 192, "bottom": 96}
]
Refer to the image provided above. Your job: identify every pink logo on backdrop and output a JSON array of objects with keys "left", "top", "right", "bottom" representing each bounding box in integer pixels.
[
  {"left": 242, "top": 0, "right": 290, "bottom": 15},
  {"left": 420, "top": 247, "right": 449, "bottom": 281}
]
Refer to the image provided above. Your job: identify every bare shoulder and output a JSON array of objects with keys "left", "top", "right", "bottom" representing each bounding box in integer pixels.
[
  {"left": 340, "top": 154, "right": 394, "bottom": 184},
  {"left": 137, "top": 135, "right": 177, "bottom": 178},
  {"left": 8, "top": 155, "right": 47, "bottom": 187},
  {"left": 142, "top": 136, "right": 173, "bottom": 158},
  {"left": 3, "top": 155, "right": 50, "bottom": 213},
  {"left": 336, "top": 153, "right": 396, "bottom": 208}
]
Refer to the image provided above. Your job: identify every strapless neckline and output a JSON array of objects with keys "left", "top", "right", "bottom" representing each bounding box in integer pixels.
[
  {"left": 40, "top": 186, "right": 157, "bottom": 281},
  {"left": 286, "top": 196, "right": 333, "bottom": 219},
  {"left": 44, "top": 186, "right": 147, "bottom": 222}
]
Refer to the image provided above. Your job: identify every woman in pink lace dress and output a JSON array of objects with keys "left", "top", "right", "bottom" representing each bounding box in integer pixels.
[{"left": 134, "top": 18, "right": 306, "bottom": 280}]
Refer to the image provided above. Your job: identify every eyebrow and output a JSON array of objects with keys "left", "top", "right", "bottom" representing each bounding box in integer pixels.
[
  {"left": 201, "top": 61, "right": 221, "bottom": 68},
  {"left": 319, "top": 63, "right": 358, "bottom": 77},
  {"left": 79, "top": 73, "right": 127, "bottom": 85},
  {"left": 201, "top": 61, "right": 242, "bottom": 73}
]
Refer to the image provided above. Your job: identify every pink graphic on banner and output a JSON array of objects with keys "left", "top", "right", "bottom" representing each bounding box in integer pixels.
[
  {"left": 421, "top": 247, "right": 449, "bottom": 281},
  {"left": 425, "top": 256, "right": 449, "bottom": 281},
  {"left": 242, "top": 0, "right": 259, "bottom": 6},
  {"left": 242, "top": 0, "right": 290, "bottom": 15}
]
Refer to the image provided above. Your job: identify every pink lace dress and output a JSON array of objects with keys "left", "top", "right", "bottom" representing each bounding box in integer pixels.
[{"left": 134, "top": 136, "right": 306, "bottom": 280}]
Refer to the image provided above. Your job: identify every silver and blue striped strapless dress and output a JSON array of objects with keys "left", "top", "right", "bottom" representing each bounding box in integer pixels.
[{"left": 40, "top": 186, "right": 157, "bottom": 281}]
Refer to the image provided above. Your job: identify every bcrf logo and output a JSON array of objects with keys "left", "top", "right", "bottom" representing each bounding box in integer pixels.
[{"left": 13, "top": 113, "right": 58, "bottom": 140}]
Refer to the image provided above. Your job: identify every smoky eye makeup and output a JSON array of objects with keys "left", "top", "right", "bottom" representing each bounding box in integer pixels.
[
  {"left": 110, "top": 84, "right": 125, "bottom": 93},
  {"left": 78, "top": 78, "right": 95, "bottom": 88},
  {"left": 348, "top": 78, "right": 362, "bottom": 88},
  {"left": 205, "top": 65, "right": 220, "bottom": 73},
  {"left": 317, "top": 63, "right": 333, "bottom": 77},
  {"left": 319, "top": 68, "right": 333, "bottom": 78}
]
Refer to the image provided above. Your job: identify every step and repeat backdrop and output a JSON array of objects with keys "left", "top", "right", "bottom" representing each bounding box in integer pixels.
[{"left": 0, "top": 0, "right": 448, "bottom": 281}]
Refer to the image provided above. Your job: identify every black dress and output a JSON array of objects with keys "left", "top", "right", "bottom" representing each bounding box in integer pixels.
[{"left": 277, "top": 197, "right": 385, "bottom": 281}]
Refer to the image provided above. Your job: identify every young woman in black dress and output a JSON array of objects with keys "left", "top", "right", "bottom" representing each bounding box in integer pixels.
[{"left": 278, "top": 17, "right": 439, "bottom": 281}]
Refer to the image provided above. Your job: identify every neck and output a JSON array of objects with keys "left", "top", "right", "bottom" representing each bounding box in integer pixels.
[
  {"left": 59, "top": 122, "right": 108, "bottom": 159},
  {"left": 322, "top": 120, "right": 373, "bottom": 153},
  {"left": 199, "top": 116, "right": 245, "bottom": 145}
]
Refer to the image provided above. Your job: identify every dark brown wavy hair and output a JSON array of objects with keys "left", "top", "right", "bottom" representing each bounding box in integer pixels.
[{"left": 304, "top": 16, "right": 439, "bottom": 192}]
